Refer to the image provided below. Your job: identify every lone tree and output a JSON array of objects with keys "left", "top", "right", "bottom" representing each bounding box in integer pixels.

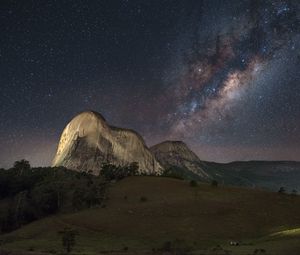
[
  {"left": 189, "top": 180, "right": 198, "bottom": 187},
  {"left": 291, "top": 189, "right": 298, "bottom": 196},
  {"left": 211, "top": 180, "right": 218, "bottom": 187},
  {"left": 58, "top": 227, "right": 78, "bottom": 254},
  {"left": 278, "top": 187, "right": 286, "bottom": 194}
]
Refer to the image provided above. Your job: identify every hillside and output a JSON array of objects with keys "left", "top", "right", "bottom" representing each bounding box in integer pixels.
[{"left": 1, "top": 176, "right": 300, "bottom": 255}]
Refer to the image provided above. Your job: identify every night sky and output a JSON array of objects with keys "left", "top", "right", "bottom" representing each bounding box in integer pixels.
[{"left": 1, "top": 0, "right": 300, "bottom": 168}]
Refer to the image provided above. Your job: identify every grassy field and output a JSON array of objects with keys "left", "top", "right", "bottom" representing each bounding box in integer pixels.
[{"left": 1, "top": 176, "right": 300, "bottom": 254}]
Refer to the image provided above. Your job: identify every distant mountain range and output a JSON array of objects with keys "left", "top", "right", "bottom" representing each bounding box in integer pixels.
[
  {"left": 202, "top": 160, "right": 300, "bottom": 192},
  {"left": 53, "top": 111, "right": 300, "bottom": 191}
]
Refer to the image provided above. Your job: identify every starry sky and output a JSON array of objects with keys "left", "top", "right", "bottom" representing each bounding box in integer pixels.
[{"left": 1, "top": 0, "right": 300, "bottom": 168}]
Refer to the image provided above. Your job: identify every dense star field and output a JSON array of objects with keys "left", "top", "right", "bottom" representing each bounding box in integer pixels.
[{"left": 0, "top": 0, "right": 299, "bottom": 168}]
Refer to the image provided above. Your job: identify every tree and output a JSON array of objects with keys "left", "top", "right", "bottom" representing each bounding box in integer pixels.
[
  {"left": 100, "top": 163, "right": 118, "bottom": 181},
  {"left": 291, "top": 189, "right": 297, "bottom": 196},
  {"left": 211, "top": 180, "right": 218, "bottom": 187},
  {"left": 100, "top": 162, "right": 139, "bottom": 181},
  {"left": 128, "top": 162, "right": 139, "bottom": 175},
  {"left": 160, "top": 239, "right": 191, "bottom": 254},
  {"left": 0, "top": 166, "right": 108, "bottom": 233},
  {"left": 59, "top": 228, "right": 78, "bottom": 254},
  {"left": 13, "top": 159, "right": 30, "bottom": 176},
  {"left": 140, "top": 196, "right": 148, "bottom": 202},
  {"left": 189, "top": 180, "right": 198, "bottom": 187},
  {"left": 278, "top": 187, "right": 286, "bottom": 194},
  {"left": 32, "top": 185, "right": 59, "bottom": 215}
]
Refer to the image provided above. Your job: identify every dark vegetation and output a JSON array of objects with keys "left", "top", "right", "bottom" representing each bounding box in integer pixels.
[
  {"left": 211, "top": 180, "right": 218, "bottom": 187},
  {"left": 0, "top": 160, "right": 106, "bottom": 233},
  {"left": 278, "top": 186, "right": 286, "bottom": 194},
  {"left": 58, "top": 227, "right": 78, "bottom": 254},
  {"left": 189, "top": 180, "right": 198, "bottom": 187},
  {"left": 158, "top": 239, "right": 191, "bottom": 254},
  {"left": 140, "top": 196, "right": 148, "bottom": 202},
  {"left": 0, "top": 160, "right": 140, "bottom": 234},
  {"left": 100, "top": 162, "right": 139, "bottom": 181},
  {"left": 1, "top": 159, "right": 297, "bottom": 236}
]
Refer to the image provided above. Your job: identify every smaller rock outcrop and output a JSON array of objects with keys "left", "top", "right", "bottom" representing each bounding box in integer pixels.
[{"left": 150, "top": 141, "right": 211, "bottom": 180}]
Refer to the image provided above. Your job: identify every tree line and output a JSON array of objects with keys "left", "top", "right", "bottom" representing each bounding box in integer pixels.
[{"left": 0, "top": 160, "right": 140, "bottom": 233}]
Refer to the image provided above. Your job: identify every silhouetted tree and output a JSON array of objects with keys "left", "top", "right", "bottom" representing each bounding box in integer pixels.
[
  {"left": 189, "top": 180, "right": 198, "bottom": 187},
  {"left": 160, "top": 239, "right": 191, "bottom": 254},
  {"left": 59, "top": 228, "right": 78, "bottom": 254},
  {"left": 13, "top": 159, "right": 30, "bottom": 176},
  {"left": 100, "top": 163, "right": 118, "bottom": 181},
  {"left": 278, "top": 187, "right": 286, "bottom": 194},
  {"left": 211, "top": 180, "right": 218, "bottom": 187},
  {"left": 140, "top": 196, "right": 148, "bottom": 202}
]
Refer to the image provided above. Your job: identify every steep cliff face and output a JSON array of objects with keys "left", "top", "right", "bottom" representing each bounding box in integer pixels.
[
  {"left": 150, "top": 141, "right": 211, "bottom": 180},
  {"left": 52, "top": 111, "right": 163, "bottom": 175}
]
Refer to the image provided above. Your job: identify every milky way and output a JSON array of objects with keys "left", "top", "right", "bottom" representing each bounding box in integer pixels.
[
  {"left": 162, "top": 0, "right": 299, "bottom": 141},
  {"left": 0, "top": 0, "right": 299, "bottom": 167},
  {"left": 144, "top": 0, "right": 300, "bottom": 164}
]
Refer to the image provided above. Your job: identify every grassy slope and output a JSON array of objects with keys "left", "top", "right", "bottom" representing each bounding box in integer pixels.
[{"left": 1, "top": 176, "right": 300, "bottom": 254}]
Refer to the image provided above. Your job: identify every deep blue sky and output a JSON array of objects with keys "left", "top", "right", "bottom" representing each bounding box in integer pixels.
[{"left": 1, "top": 0, "right": 299, "bottom": 168}]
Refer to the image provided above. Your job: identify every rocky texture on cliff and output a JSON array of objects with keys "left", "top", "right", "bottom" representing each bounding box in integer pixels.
[
  {"left": 150, "top": 141, "right": 211, "bottom": 180},
  {"left": 52, "top": 111, "right": 163, "bottom": 175}
]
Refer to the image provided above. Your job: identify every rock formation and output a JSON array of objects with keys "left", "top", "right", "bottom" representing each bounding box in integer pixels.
[
  {"left": 150, "top": 141, "right": 211, "bottom": 180},
  {"left": 52, "top": 111, "right": 163, "bottom": 175}
]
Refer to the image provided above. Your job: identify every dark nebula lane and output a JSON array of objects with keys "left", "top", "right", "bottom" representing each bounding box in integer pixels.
[{"left": 0, "top": 0, "right": 299, "bottom": 168}]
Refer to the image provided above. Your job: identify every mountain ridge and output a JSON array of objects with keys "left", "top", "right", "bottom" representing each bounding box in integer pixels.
[{"left": 52, "top": 110, "right": 300, "bottom": 191}]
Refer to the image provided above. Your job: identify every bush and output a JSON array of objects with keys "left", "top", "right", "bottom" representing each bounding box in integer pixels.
[
  {"left": 161, "top": 241, "right": 172, "bottom": 252},
  {"left": 291, "top": 189, "right": 297, "bottom": 196},
  {"left": 160, "top": 239, "right": 191, "bottom": 254},
  {"left": 211, "top": 180, "right": 218, "bottom": 187},
  {"left": 58, "top": 227, "right": 78, "bottom": 254},
  {"left": 189, "top": 180, "right": 198, "bottom": 187},
  {"left": 140, "top": 196, "right": 148, "bottom": 202},
  {"left": 254, "top": 248, "right": 266, "bottom": 254},
  {"left": 278, "top": 187, "right": 286, "bottom": 194}
]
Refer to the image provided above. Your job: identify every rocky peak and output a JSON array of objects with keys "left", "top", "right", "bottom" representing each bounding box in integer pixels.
[
  {"left": 52, "top": 111, "right": 163, "bottom": 175},
  {"left": 150, "top": 140, "right": 211, "bottom": 180}
]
